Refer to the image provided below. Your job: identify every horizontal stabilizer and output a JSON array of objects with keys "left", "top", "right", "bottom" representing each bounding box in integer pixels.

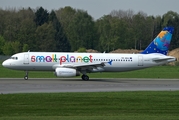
[{"left": 152, "top": 57, "right": 176, "bottom": 62}]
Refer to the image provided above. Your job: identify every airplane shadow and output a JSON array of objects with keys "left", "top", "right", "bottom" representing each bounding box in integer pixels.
[
  {"left": 56, "top": 78, "right": 129, "bottom": 83},
  {"left": 1, "top": 78, "right": 131, "bottom": 83}
]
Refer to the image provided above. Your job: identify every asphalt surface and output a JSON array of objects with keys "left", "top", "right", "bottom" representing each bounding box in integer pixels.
[{"left": 0, "top": 78, "right": 179, "bottom": 94}]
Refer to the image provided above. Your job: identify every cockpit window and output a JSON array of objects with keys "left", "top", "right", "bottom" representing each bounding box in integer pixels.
[{"left": 10, "top": 57, "right": 18, "bottom": 60}]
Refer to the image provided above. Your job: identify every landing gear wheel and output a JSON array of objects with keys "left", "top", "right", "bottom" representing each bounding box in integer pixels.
[
  {"left": 24, "top": 71, "right": 28, "bottom": 80},
  {"left": 81, "top": 75, "right": 85, "bottom": 80},
  {"left": 24, "top": 76, "right": 28, "bottom": 80},
  {"left": 81, "top": 75, "right": 89, "bottom": 81}
]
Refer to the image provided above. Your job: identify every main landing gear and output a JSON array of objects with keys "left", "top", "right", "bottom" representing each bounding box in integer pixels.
[
  {"left": 81, "top": 74, "right": 89, "bottom": 81},
  {"left": 24, "top": 71, "right": 28, "bottom": 80}
]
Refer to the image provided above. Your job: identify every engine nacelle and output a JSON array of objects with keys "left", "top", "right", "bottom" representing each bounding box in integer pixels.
[{"left": 55, "top": 68, "right": 80, "bottom": 77}]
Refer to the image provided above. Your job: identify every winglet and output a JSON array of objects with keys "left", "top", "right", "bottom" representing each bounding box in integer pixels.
[
  {"left": 141, "top": 27, "right": 174, "bottom": 55},
  {"left": 108, "top": 60, "right": 113, "bottom": 65}
]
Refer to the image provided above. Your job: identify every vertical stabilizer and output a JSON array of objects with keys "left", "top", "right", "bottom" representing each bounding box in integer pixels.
[{"left": 141, "top": 27, "right": 174, "bottom": 55}]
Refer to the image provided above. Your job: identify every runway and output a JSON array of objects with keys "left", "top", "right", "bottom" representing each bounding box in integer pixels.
[{"left": 0, "top": 78, "right": 179, "bottom": 94}]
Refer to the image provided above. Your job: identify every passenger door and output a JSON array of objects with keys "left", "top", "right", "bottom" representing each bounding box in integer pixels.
[
  {"left": 138, "top": 56, "right": 143, "bottom": 66},
  {"left": 24, "top": 54, "right": 29, "bottom": 64}
]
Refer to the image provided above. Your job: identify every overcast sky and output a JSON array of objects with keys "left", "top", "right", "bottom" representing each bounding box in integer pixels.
[{"left": 0, "top": 0, "right": 179, "bottom": 19}]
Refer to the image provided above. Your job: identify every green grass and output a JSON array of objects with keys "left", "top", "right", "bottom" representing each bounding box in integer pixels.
[
  {"left": 1, "top": 60, "right": 179, "bottom": 78},
  {"left": 1, "top": 60, "right": 179, "bottom": 120},
  {"left": 0, "top": 91, "right": 179, "bottom": 120},
  {"left": 88, "top": 65, "right": 179, "bottom": 78}
]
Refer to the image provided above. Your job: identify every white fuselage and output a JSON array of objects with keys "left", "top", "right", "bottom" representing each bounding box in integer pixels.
[{"left": 2, "top": 52, "right": 176, "bottom": 72}]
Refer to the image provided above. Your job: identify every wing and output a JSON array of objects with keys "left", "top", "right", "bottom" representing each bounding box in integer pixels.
[
  {"left": 52, "top": 61, "right": 112, "bottom": 72},
  {"left": 73, "top": 62, "right": 106, "bottom": 72}
]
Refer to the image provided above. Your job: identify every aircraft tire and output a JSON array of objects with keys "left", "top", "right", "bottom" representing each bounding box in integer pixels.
[
  {"left": 84, "top": 75, "right": 89, "bottom": 81},
  {"left": 24, "top": 76, "right": 28, "bottom": 80},
  {"left": 81, "top": 75, "right": 89, "bottom": 81},
  {"left": 81, "top": 75, "right": 85, "bottom": 80}
]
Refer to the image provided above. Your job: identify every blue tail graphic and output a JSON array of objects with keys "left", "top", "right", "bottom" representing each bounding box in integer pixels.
[{"left": 141, "top": 27, "right": 174, "bottom": 55}]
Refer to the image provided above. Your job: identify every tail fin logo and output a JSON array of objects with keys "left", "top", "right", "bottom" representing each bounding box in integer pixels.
[
  {"left": 154, "top": 31, "right": 170, "bottom": 51},
  {"left": 141, "top": 27, "right": 174, "bottom": 55}
]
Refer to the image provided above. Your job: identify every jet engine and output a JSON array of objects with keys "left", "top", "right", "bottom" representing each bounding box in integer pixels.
[{"left": 55, "top": 68, "right": 80, "bottom": 77}]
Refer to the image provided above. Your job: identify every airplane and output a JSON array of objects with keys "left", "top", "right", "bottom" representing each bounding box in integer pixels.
[{"left": 2, "top": 27, "right": 176, "bottom": 81}]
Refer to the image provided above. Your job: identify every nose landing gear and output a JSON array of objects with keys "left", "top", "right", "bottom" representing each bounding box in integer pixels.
[{"left": 24, "top": 71, "right": 28, "bottom": 80}]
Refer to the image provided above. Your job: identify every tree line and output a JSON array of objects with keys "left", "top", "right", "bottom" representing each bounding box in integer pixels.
[{"left": 0, "top": 6, "right": 179, "bottom": 55}]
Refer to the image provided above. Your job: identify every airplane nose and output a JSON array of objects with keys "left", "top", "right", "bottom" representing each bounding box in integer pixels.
[
  {"left": 2, "top": 60, "right": 9, "bottom": 67},
  {"left": 2, "top": 61, "right": 6, "bottom": 67}
]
